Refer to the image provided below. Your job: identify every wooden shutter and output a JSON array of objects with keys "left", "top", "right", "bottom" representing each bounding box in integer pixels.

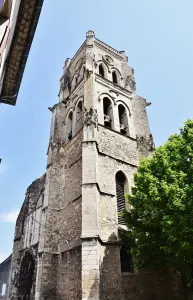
[{"left": 116, "top": 172, "right": 126, "bottom": 225}]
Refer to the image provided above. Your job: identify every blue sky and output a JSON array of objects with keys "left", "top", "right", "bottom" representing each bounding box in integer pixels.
[{"left": 0, "top": 0, "right": 193, "bottom": 262}]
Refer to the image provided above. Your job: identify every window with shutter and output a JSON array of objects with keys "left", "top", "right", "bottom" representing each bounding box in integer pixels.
[{"left": 116, "top": 171, "right": 127, "bottom": 225}]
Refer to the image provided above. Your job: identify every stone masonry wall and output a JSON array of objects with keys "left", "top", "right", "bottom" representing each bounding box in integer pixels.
[
  {"left": 8, "top": 174, "right": 45, "bottom": 300},
  {"left": 57, "top": 247, "right": 81, "bottom": 300},
  {"left": 35, "top": 129, "right": 83, "bottom": 300}
]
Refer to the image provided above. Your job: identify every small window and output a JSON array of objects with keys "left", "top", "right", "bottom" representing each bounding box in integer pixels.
[
  {"left": 120, "top": 245, "right": 134, "bottom": 273},
  {"left": 112, "top": 71, "right": 118, "bottom": 84},
  {"left": 99, "top": 64, "right": 105, "bottom": 77}
]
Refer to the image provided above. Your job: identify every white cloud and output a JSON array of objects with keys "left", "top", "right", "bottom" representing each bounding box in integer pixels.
[
  {"left": 0, "top": 253, "right": 9, "bottom": 264},
  {"left": 0, "top": 210, "right": 19, "bottom": 223}
]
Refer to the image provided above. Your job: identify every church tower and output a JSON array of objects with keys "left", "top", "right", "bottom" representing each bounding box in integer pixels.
[{"left": 9, "top": 31, "right": 154, "bottom": 300}]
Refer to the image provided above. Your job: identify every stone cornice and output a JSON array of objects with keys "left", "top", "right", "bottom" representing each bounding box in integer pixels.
[
  {"left": 95, "top": 38, "right": 124, "bottom": 60},
  {"left": 0, "top": 0, "right": 44, "bottom": 105}
]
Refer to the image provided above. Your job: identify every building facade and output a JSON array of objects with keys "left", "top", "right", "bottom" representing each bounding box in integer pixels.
[{"left": 7, "top": 31, "right": 183, "bottom": 300}]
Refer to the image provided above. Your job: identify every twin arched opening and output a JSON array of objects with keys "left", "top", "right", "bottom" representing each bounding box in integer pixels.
[
  {"left": 98, "top": 63, "right": 120, "bottom": 86},
  {"left": 102, "top": 97, "right": 130, "bottom": 136},
  {"left": 66, "top": 100, "right": 83, "bottom": 141}
]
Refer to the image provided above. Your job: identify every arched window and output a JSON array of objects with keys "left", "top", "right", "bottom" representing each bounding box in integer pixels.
[
  {"left": 99, "top": 64, "right": 105, "bottom": 77},
  {"left": 103, "top": 97, "right": 113, "bottom": 129},
  {"left": 76, "top": 101, "right": 83, "bottom": 133},
  {"left": 112, "top": 71, "right": 118, "bottom": 84},
  {"left": 66, "top": 111, "right": 73, "bottom": 140},
  {"left": 18, "top": 252, "right": 35, "bottom": 300},
  {"left": 115, "top": 171, "right": 127, "bottom": 225},
  {"left": 118, "top": 104, "right": 129, "bottom": 136}
]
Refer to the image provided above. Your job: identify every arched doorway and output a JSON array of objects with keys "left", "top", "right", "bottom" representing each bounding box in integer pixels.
[{"left": 18, "top": 252, "right": 35, "bottom": 300}]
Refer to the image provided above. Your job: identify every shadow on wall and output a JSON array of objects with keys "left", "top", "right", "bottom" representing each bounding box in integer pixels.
[{"left": 86, "top": 233, "right": 185, "bottom": 300}]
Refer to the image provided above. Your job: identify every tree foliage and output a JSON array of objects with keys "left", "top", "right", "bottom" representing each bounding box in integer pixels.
[{"left": 122, "top": 120, "right": 193, "bottom": 287}]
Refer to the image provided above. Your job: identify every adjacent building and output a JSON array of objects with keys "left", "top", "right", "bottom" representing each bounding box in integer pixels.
[
  {"left": 0, "top": 0, "right": 44, "bottom": 105},
  {"left": 0, "top": 255, "right": 11, "bottom": 300}
]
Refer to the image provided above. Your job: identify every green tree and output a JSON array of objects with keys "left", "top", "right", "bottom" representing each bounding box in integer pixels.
[{"left": 122, "top": 119, "right": 193, "bottom": 292}]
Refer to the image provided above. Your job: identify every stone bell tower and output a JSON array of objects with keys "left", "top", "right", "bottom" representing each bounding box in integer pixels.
[
  {"left": 8, "top": 31, "right": 154, "bottom": 300},
  {"left": 37, "top": 30, "right": 153, "bottom": 300}
]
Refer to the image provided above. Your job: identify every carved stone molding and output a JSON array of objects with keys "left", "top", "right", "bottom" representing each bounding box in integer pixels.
[
  {"left": 102, "top": 55, "right": 114, "bottom": 68},
  {"left": 84, "top": 107, "right": 98, "bottom": 129},
  {"left": 109, "top": 89, "right": 120, "bottom": 98},
  {"left": 98, "top": 92, "right": 116, "bottom": 105},
  {"left": 95, "top": 39, "right": 124, "bottom": 60}
]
